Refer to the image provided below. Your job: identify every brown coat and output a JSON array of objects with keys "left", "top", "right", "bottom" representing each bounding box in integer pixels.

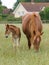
[{"left": 22, "top": 12, "right": 43, "bottom": 51}]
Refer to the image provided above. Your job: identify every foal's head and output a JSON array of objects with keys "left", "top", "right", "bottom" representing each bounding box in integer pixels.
[{"left": 5, "top": 24, "right": 10, "bottom": 38}]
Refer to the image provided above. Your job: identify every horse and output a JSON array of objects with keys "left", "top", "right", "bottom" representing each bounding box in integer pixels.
[
  {"left": 5, "top": 24, "right": 21, "bottom": 50},
  {"left": 22, "top": 12, "right": 43, "bottom": 51}
]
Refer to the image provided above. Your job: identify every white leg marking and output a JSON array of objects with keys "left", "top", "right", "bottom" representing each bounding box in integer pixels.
[
  {"left": 16, "top": 37, "right": 20, "bottom": 47},
  {"left": 13, "top": 37, "right": 20, "bottom": 47},
  {"left": 13, "top": 39, "right": 16, "bottom": 48}
]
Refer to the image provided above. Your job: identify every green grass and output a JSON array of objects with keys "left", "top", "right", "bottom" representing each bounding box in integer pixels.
[{"left": 0, "top": 24, "right": 49, "bottom": 65}]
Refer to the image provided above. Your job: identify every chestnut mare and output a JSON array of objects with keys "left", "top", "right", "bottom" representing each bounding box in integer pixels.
[
  {"left": 22, "top": 12, "right": 43, "bottom": 51},
  {"left": 5, "top": 24, "right": 21, "bottom": 50}
]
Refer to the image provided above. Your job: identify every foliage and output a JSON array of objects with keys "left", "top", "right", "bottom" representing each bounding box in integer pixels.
[
  {"left": 0, "top": 5, "right": 3, "bottom": 13},
  {"left": 46, "top": 0, "right": 49, "bottom": 2},
  {"left": 0, "top": 15, "right": 2, "bottom": 20},
  {"left": 44, "top": 7, "right": 49, "bottom": 20},
  {"left": 18, "top": 0, "right": 31, "bottom": 2},
  {"left": 39, "top": 7, "right": 49, "bottom": 20},
  {"left": 13, "top": 1, "right": 19, "bottom": 10},
  {"left": 13, "top": 0, "right": 31, "bottom": 10},
  {"left": 7, "top": 14, "right": 17, "bottom": 21},
  {"left": 0, "top": 5, "right": 7, "bottom": 14},
  {"left": 2, "top": 14, "right": 8, "bottom": 18},
  {"left": 39, "top": 11, "right": 45, "bottom": 20},
  {"left": 0, "top": 0, "right": 2, "bottom": 5},
  {"left": 34, "top": 0, "right": 49, "bottom": 2},
  {"left": 6, "top": 14, "right": 22, "bottom": 22}
]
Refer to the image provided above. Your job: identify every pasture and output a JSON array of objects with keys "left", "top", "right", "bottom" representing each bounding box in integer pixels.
[{"left": 0, "top": 24, "right": 49, "bottom": 65}]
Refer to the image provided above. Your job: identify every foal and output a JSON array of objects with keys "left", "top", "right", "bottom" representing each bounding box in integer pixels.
[{"left": 5, "top": 24, "right": 21, "bottom": 50}]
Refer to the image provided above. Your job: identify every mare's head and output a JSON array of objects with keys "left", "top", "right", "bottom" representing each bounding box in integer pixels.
[
  {"left": 33, "top": 32, "right": 43, "bottom": 51},
  {"left": 5, "top": 24, "right": 10, "bottom": 38}
]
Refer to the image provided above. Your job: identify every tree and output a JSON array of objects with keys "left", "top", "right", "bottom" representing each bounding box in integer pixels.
[
  {"left": 25, "top": 0, "right": 31, "bottom": 2},
  {"left": 0, "top": 0, "right": 2, "bottom": 5},
  {"left": 39, "top": 11, "right": 45, "bottom": 20},
  {"left": 39, "top": 7, "right": 49, "bottom": 20},
  {"left": 34, "top": 0, "right": 49, "bottom": 2},
  {"left": 13, "top": 0, "right": 31, "bottom": 10},
  {"left": 13, "top": 0, "right": 19, "bottom": 10},
  {"left": 17, "top": 0, "right": 31, "bottom": 2},
  {"left": 44, "top": 7, "right": 49, "bottom": 20},
  {"left": 46, "top": 0, "right": 49, "bottom": 2}
]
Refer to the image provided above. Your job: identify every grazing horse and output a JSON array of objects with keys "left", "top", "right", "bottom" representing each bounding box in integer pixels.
[
  {"left": 5, "top": 24, "right": 21, "bottom": 50},
  {"left": 22, "top": 12, "right": 43, "bottom": 51}
]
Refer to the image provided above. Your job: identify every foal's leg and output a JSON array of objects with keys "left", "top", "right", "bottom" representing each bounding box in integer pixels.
[
  {"left": 12, "top": 38, "right": 16, "bottom": 52},
  {"left": 16, "top": 37, "right": 20, "bottom": 47}
]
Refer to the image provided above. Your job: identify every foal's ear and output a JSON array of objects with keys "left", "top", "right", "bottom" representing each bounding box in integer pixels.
[
  {"left": 7, "top": 24, "right": 9, "bottom": 27},
  {"left": 5, "top": 24, "right": 9, "bottom": 27}
]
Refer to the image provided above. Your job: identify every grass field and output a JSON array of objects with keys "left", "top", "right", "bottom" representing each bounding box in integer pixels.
[{"left": 0, "top": 24, "right": 49, "bottom": 65}]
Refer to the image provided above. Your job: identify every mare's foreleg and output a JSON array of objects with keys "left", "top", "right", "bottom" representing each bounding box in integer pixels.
[{"left": 27, "top": 36, "right": 31, "bottom": 49}]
